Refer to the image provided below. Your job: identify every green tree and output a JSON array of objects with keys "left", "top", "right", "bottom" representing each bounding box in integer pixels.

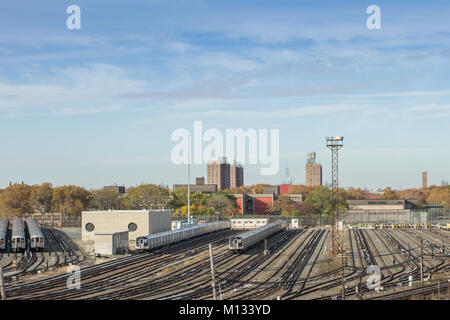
[
  {"left": 206, "top": 194, "right": 237, "bottom": 216},
  {"left": 123, "top": 184, "right": 170, "bottom": 209},
  {"left": 168, "top": 188, "right": 208, "bottom": 209},
  {"left": 90, "top": 188, "right": 123, "bottom": 210},
  {"left": 305, "top": 186, "right": 347, "bottom": 215}
]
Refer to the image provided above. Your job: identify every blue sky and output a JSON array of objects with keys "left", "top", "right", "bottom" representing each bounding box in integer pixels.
[{"left": 0, "top": 0, "right": 449, "bottom": 190}]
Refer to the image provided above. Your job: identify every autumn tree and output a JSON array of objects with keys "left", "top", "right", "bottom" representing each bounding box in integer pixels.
[
  {"left": 52, "top": 185, "right": 90, "bottom": 215},
  {"left": 269, "top": 195, "right": 295, "bottom": 216},
  {"left": 30, "top": 183, "right": 53, "bottom": 221},
  {"left": 0, "top": 183, "right": 32, "bottom": 216},
  {"left": 90, "top": 188, "right": 124, "bottom": 210},
  {"left": 381, "top": 187, "right": 399, "bottom": 199},
  {"left": 288, "top": 185, "right": 317, "bottom": 199},
  {"left": 427, "top": 186, "right": 450, "bottom": 210},
  {"left": 344, "top": 187, "right": 366, "bottom": 200}
]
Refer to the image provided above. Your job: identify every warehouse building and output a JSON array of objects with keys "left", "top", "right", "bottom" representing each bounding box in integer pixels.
[
  {"left": 173, "top": 177, "right": 217, "bottom": 194},
  {"left": 344, "top": 199, "right": 426, "bottom": 224},
  {"left": 82, "top": 209, "right": 172, "bottom": 243},
  {"left": 347, "top": 199, "right": 418, "bottom": 210}
]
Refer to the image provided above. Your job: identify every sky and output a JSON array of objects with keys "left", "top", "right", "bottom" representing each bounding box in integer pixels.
[{"left": 0, "top": 0, "right": 449, "bottom": 190}]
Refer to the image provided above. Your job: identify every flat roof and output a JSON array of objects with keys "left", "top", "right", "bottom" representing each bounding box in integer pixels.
[{"left": 347, "top": 200, "right": 406, "bottom": 204}]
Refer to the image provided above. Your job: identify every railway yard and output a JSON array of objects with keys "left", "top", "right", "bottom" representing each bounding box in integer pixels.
[
  {"left": 0, "top": 227, "right": 85, "bottom": 282},
  {"left": 1, "top": 222, "right": 449, "bottom": 300}
]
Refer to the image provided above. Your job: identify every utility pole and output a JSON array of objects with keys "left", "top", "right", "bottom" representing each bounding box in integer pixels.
[
  {"left": 209, "top": 243, "right": 217, "bottom": 300},
  {"left": 187, "top": 134, "right": 191, "bottom": 225},
  {"left": 341, "top": 251, "right": 345, "bottom": 300},
  {"left": 0, "top": 266, "right": 6, "bottom": 300},
  {"left": 420, "top": 239, "right": 424, "bottom": 287}
]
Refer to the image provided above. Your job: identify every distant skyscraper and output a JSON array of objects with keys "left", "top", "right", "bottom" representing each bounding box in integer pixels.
[
  {"left": 285, "top": 164, "right": 292, "bottom": 184},
  {"left": 230, "top": 163, "right": 244, "bottom": 188},
  {"left": 207, "top": 158, "right": 231, "bottom": 190},
  {"left": 422, "top": 172, "right": 427, "bottom": 188},
  {"left": 306, "top": 152, "right": 322, "bottom": 186}
]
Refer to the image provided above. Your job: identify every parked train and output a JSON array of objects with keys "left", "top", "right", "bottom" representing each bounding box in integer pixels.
[
  {"left": 11, "top": 218, "right": 26, "bottom": 252},
  {"left": 0, "top": 219, "right": 9, "bottom": 251},
  {"left": 136, "top": 220, "right": 230, "bottom": 251},
  {"left": 25, "top": 218, "right": 45, "bottom": 251},
  {"left": 229, "top": 220, "right": 286, "bottom": 252}
]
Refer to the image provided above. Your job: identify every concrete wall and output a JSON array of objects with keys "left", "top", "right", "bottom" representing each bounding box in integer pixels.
[
  {"left": 148, "top": 210, "right": 172, "bottom": 234},
  {"left": 82, "top": 210, "right": 172, "bottom": 242},
  {"left": 343, "top": 210, "right": 411, "bottom": 224},
  {"left": 94, "top": 231, "right": 129, "bottom": 255}
]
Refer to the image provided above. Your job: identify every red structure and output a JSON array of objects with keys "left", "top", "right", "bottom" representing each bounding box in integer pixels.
[
  {"left": 253, "top": 197, "right": 273, "bottom": 214},
  {"left": 279, "top": 184, "right": 301, "bottom": 194},
  {"left": 231, "top": 193, "right": 275, "bottom": 215}
]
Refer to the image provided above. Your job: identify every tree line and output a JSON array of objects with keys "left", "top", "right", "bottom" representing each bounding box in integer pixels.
[
  {"left": 0, "top": 182, "right": 238, "bottom": 220},
  {"left": 0, "top": 182, "right": 447, "bottom": 220}
]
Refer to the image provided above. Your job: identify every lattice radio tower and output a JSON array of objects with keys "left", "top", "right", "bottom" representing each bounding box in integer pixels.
[{"left": 326, "top": 136, "right": 344, "bottom": 255}]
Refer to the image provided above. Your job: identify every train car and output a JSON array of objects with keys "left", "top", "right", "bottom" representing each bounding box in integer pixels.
[
  {"left": 229, "top": 220, "right": 286, "bottom": 252},
  {"left": 11, "top": 218, "right": 26, "bottom": 252},
  {"left": 0, "top": 219, "right": 9, "bottom": 251},
  {"left": 25, "top": 218, "right": 45, "bottom": 251},
  {"left": 136, "top": 220, "right": 230, "bottom": 251}
]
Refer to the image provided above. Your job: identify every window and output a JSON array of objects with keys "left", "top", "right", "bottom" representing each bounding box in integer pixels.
[
  {"left": 128, "top": 222, "right": 137, "bottom": 232},
  {"left": 85, "top": 223, "right": 95, "bottom": 232}
]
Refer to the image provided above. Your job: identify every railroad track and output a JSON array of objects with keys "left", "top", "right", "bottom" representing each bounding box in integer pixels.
[
  {"left": 133, "top": 229, "right": 302, "bottom": 300},
  {"left": 6, "top": 229, "right": 239, "bottom": 299}
]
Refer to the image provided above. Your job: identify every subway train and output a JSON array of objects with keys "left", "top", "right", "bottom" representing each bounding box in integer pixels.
[
  {"left": 0, "top": 219, "right": 9, "bottom": 251},
  {"left": 11, "top": 218, "right": 26, "bottom": 252},
  {"left": 25, "top": 218, "right": 45, "bottom": 251},
  {"left": 136, "top": 220, "right": 230, "bottom": 251},
  {"left": 229, "top": 220, "right": 286, "bottom": 252}
]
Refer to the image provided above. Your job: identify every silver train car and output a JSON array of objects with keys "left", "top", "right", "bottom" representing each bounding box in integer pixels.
[
  {"left": 229, "top": 221, "right": 286, "bottom": 252},
  {"left": 25, "top": 218, "right": 45, "bottom": 251},
  {"left": 0, "top": 219, "right": 9, "bottom": 250},
  {"left": 11, "top": 218, "right": 26, "bottom": 251},
  {"left": 136, "top": 221, "right": 230, "bottom": 251}
]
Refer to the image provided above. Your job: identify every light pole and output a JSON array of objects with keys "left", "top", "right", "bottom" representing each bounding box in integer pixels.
[
  {"left": 326, "top": 136, "right": 344, "bottom": 255},
  {"left": 187, "top": 133, "right": 191, "bottom": 225}
]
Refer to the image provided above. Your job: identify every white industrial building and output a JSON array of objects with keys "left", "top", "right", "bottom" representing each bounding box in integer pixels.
[
  {"left": 94, "top": 231, "right": 129, "bottom": 255},
  {"left": 82, "top": 210, "right": 172, "bottom": 243}
]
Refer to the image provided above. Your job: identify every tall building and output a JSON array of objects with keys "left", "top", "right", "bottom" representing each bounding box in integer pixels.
[
  {"left": 422, "top": 172, "right": 427, "bottom": 188},
  {"left": 207, "top": 159, "right": 231, "bottom": 190},
  {"left": 305, "top": 152, "right": 322, "bottom": 186},
  {"left": 230, "top": 163, "right": 244, "bottom": 188}
]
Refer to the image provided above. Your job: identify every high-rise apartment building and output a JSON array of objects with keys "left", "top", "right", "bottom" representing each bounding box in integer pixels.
[
  {"left": 230, "top": 164, "right": 244, "bottom": 188},
  {"left": 207, "top": 159, "right": 231, "bottom": 190},
  {"left": 422, "top": 172, "right": 427, "bottom": 188},
  {"left": 305, "top": 152, "right": 322, "bottom": 186}
]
